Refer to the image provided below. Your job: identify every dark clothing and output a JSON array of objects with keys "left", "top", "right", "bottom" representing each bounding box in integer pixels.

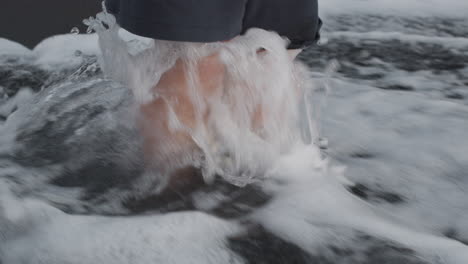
[{"left": 105, "top": 0, "right": 321, "bottom": 49}]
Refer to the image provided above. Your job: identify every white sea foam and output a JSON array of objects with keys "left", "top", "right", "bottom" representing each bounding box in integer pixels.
[
  {"left": 0, "top": 38, "right": 31, "bottom": 56},
  {"left": 0, "top": 184, "right": 242, "bottom": 264},
  {"left": 254, "top": 145, "right": 468, "bottom": 264}
]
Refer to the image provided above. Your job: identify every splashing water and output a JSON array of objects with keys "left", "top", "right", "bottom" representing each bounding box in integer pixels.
[
  {"left": 80, "top": 9, "right": 468, "bottom": 263},
  {"left": 85, "top": 10, "right": 320, "bottom": 186}
]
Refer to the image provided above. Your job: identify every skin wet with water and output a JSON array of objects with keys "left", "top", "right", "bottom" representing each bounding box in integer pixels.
[{"left": 87, "top": 11, "right": 318, "bottom": 187}]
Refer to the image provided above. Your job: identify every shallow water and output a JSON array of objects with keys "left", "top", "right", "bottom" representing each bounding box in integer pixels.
[{"left": 1, "top": 1, "right": 468, "bottom": 263}]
